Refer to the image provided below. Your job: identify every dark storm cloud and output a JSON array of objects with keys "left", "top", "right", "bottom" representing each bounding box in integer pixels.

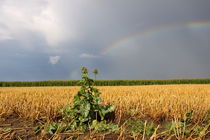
[{"left": 0, "top": 0, "right": 210, "bottom": 80}]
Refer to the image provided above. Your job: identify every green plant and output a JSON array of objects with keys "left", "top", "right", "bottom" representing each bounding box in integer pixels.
[
  {"left": 192, "top": 125, "right": 209, "bottom": 137},
  {"left": 93, "top": 68, "right": 99, "bottom": 80},
  {"left": 90, "top": 120, "right": 119, "bottom": 132},
  {"left": 169, "top": 111, "right": 195, "bottom": 139},
  {"left": 45, "top": 67, "right": 118, "bottom": 134},
  {"left": 124, "top": 120, "right": 155, "bottom": 136},
  {"left": 183, "top": 110, "right": 193, "bottom": 124},
  {"left": 145, "top": 121, "right": 155, "bottom": 136},
  {"left": 164, "top": 110, "right": 209, "bottom": 139}
]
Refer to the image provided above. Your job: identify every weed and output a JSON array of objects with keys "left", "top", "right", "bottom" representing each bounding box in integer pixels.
[
  {"left": 44, "top": 67, "right": 118, "bottom": 134},
  {"left": 124, "top": 120, "right": 155, "bottom": 137}
]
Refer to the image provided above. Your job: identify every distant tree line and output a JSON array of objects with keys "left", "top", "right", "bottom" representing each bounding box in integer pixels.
[{"left": 0, "top": 79, "right": 210, "bottom": 87}]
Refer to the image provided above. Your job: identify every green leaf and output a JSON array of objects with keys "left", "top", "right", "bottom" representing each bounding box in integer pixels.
[
  {"left": 145, "top": 123, "right": 154, "bottom": 136},
  {"left": 83, "top": 103, "right": 90, "bottom": 117},
  {"left": 45, "top": 123, "right": 58, "bottom": 135}
]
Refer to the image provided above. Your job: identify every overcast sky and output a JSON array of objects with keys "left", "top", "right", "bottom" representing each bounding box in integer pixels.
[{"left": 0, "top": 0, "right": 210, "bottom": 81}]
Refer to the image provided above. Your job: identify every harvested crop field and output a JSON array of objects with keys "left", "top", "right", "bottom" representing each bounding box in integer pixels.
[{"left": 0, "top": 85, "right": 210, "bottom": 139}]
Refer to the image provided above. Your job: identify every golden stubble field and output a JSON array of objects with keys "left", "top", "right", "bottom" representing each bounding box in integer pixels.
[{"left": 0, "top": 84, "right": 209, "bottom": 123}]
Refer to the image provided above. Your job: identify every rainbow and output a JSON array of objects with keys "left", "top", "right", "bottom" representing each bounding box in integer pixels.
[{"left": 100, "top": 20, "right": 210, "bottom": 54}]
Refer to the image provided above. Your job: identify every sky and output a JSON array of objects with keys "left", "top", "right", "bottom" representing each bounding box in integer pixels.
[{"left": 0, "top": 0, "right": 210, "bottom": 81}]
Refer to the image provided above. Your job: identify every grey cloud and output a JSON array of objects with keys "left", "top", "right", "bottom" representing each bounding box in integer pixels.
[
  {"left": 49, "top": 56, "right": 60, "bottom": 65},
  {"left": 0, "top": 0, "right": 210, "bottom": 80},
  {"left": 80, "top": 53, "right": 98, "bottom": 58}
]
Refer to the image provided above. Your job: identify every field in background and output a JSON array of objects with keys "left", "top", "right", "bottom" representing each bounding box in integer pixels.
[
  {"left": 0, "top": 85, "right": 209, "bottom": 139},
  {"left": 0, "top": 85, "right": 209, "bottom": 121},
  {"left": 1, "top": 78, "right": 210, "bottom": 87}
]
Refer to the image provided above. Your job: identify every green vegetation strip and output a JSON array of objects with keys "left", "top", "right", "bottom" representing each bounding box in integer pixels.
[{"left": 0, "top": 79, "right": 210, "bottom": 87}]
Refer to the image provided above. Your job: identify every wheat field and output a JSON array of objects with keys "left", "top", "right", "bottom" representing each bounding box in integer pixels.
[{"left": 0, "top": 85, "right": 209, "bottom": 123}]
